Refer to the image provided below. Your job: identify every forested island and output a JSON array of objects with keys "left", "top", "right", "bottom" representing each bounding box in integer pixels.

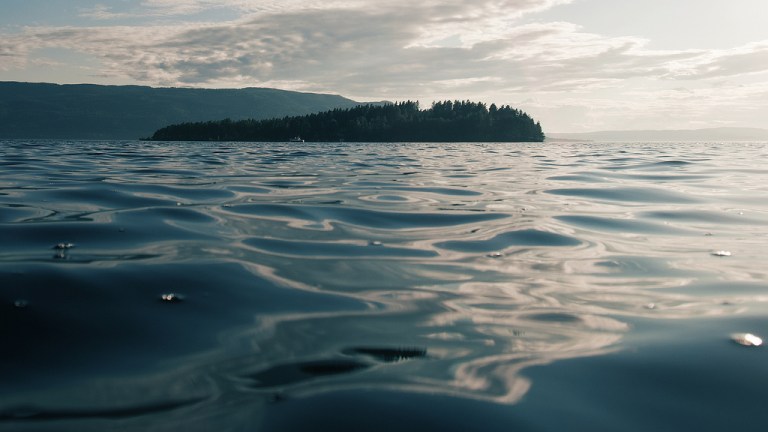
[{"left": 148, "top": 101, "right": 545, "bottom": 142}]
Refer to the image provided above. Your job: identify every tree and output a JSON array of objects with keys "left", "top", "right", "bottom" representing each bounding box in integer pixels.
[{"left": 149, "top": 101, "right": 545, "bottom": 142}]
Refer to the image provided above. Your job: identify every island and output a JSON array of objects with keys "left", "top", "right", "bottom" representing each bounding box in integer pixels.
[{"left": 147, "top": 100, "right": 545, "bottom": 142}]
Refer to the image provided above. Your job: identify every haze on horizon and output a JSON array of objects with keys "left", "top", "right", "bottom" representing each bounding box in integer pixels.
[{"left": 1, "top": 0, "right": 767, "bottom": 133}]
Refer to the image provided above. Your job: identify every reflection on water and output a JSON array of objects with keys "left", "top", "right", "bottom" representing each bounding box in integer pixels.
[{"left": 1, "top": 140, "right": 767, "bottom": 431}]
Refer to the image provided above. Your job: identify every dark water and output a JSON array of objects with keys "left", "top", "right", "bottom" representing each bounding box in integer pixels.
[{"left": 2, "top": 140, "right": 767, "bottom": 431}]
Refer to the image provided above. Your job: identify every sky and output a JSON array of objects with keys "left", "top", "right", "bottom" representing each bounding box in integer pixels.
[{"left": 1, "top": 0, "right": 767, "bottom": 132}]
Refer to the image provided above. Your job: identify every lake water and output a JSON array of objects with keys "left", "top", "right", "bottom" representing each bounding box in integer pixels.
[{"left": 1, "top": 140, "right": 767, "bottom": 431}]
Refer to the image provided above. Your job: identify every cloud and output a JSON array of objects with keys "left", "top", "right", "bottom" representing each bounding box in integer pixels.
[
  {"left": 666, "top": 41, "right": 768, "bottom": 80},
  {"left": 4, "top": 0, "right": 768, "bottom": 130},
  {"left": 134, "top": 0, "right": 574, "bottom": 17},
  {"left": 6, "top": 3, "right": 764, "bottom": 92},
  {"left": 79, "top": 4, "right": 132, "bottom": 20},
  {"left": 0, "top": 39, "right": 23, "bottom": 63}
]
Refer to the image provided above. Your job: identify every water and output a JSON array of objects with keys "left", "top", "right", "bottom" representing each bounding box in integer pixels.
[{"left": 1, "top": 140, "right": 767, "bottom": 431}]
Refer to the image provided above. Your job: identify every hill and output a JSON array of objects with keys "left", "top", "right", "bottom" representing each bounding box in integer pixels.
[
  {"left": 148, "top": 100, "right": 545, "bottom": 143},
  {"left": 0, "top": 82, "right": 365, "bottom": 139},
  {"left": 548, "top": 127, "right": 768, "bottom": 142}
]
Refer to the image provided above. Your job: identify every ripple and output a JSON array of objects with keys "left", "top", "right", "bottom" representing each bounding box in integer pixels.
[
  {"left": 602, "top": 160, "right": 695, "bottom": 171},
  {"left": 359, "top": 194, "right": 421, "bottom": 203},
  {"left": 389, "top": 186, "right": 483, "bottom": 196},
  {"left": 594, "top": 256, "right": 695, "bottom": 278},
  {"left": 523, "top": 312, "right": 582, "bottom": 323},
  {"left": 228, "top": 203, "right": 508, "bottom": 229},
  {"left": 435, "top": 229, "right": 581, "bottom": 252},
  {"left": 556, "top": 215, "right": 691, "bottom": 235},
  {"left": 0, "top": 217, "right": 212, "bottom": 252},
  {"left": 0, "top": 397, "right": 205, "bottom": 422},
  {"left": 244, "top": 359, "right": 371, "bottom": 389},
  {"left": 343, "top": 347, "right": 428, "bottom": 363},
  {"left": 244, "top": 237, "right": 438, "bottom": 258},
  {"left": 639, "top": 210, "right": 763, "bottom": 224},
  {"left": 117, "top": 183, "right": 236, "bottom": 201},
  {"left": 547, "top": 174, "right": 608, "bottom": 183},
  {"left": 546, "top": 187, "right": 699, "bottom": 203},
  {"left": 0, "top": 205, "right": 51, "bottom": 222},
  {"left": 36, "top": 186, "right": 176, "bottom": 209}
]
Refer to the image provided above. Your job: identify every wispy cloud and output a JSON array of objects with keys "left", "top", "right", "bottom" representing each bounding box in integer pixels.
[
  {"left": 665, "top": 41, "right": 768, "bottom": 80},
  {"left": 79, "top": 4, "right": 132, "bottom": 20},
  {"left": 10, "top": 2, "right": 768, "bottom": 90}
]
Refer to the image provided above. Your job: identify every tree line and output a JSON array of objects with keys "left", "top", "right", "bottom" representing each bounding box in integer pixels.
[{"left": 148, "top": 100, "right": 545, "bottom": 142}]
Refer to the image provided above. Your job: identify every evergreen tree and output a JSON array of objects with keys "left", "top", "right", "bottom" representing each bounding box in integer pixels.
[{"left": 149, "top": 100, "right": 545, "bottom": 142}]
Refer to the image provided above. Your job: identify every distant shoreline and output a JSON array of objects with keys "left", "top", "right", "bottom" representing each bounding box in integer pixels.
[{"left": 548, "top": 127, "right": 768, "bottom": 142}]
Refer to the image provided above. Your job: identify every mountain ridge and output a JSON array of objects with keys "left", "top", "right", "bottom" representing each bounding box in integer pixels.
[{"left": 0, "top": 81, "right": 368, "bottom": 139}]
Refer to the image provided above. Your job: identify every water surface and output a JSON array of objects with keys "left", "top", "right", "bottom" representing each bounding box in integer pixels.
[{"left": 1, "top": 140, "right": 767, "bottom": 431}]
